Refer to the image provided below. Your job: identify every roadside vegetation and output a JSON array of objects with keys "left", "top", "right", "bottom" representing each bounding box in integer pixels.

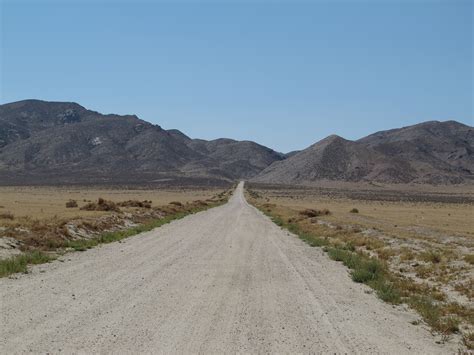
[
  {"left": 0, "top": 251, "right": 56, "bottom": 277},
  {"left": 246, "top": 186, "right": 474, "bottom": 349},
  {"left": 0, "top": 188, "right": 232, "bottom": 278}
]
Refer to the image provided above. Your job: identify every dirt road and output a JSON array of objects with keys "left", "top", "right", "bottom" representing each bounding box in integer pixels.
[{"left": 0, "top": 183, "right": 458, "bottom": 353}]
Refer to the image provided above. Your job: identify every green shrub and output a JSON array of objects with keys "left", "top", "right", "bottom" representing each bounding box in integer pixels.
[
  {"left": 371, "top": 280, "right": 401, "bottom": 303},
  {"left": 0, "top": 251, "right": 56, "bottom": 277},
  {"left": 351, "top": 269, "right": 375, "bottom": 283}
]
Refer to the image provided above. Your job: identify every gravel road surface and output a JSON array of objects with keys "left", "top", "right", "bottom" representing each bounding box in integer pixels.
[{"left": 0, "top": 182, "right": 458, "bottom": 353}]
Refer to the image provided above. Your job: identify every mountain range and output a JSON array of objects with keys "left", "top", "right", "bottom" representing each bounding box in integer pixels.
[
  {"left": 0, "top": 100, "right": 472, "bottom": 185},
  {"left": 254, "top": 120, "right": 474, "bottom": 185}
]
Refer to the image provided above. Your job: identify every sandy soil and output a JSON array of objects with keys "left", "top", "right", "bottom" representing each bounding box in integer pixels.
[
  {"left": 0, "top": 183, "right": 459, "bottom": 353},
  {"left": 0, "top": 186, "right": 221, "bottom": 220}
]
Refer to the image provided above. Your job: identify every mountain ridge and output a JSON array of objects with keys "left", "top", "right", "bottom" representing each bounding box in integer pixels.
[
  {"left": 1, "top": 99, "right": 472, "bottom": 186},
  {"left": 253, "top": 120, "right": 473, "bottom": 185},
  {"left": 0, "top": 100, "right": 284, "bottom": 185}
]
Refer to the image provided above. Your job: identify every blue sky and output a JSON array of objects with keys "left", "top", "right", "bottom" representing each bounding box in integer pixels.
[{"left": 1, "top": 0, "right": 472, "bottom": 152}]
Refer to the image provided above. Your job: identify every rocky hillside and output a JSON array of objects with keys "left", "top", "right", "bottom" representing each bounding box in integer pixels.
[
  {"left": 253, "top": 121, "right": 474, "bottom": 185},
  {"left": 1, "top": 100, "right": 471, "bottom": 186},
  {"left": 358, "top": 121, "right": 474, "bottom": 183},
  {"left": 0, "top": 100, "right": 284, "bottom": 185}
]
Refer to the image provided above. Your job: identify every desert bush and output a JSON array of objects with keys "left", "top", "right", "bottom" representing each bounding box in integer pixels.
[
  {"left": 80, "top": 198, "right": 120, "bottom": 212},
  {"left": 400, "top": 248, "right": 416, "bottom": 261},
  {"left": 300, "top": 209, "right": 318, "bottom": 217},
  {"left": 409, "top": 296, "right": 460, "bottom": 334},
  {"left": 463, "top": 332, "right": 474, "bottom": 350},
  {"left": 247, "top": 190, "right": 262, "bottom": 199},
  {"left": 350, "top": 208, "right": 359, "bottom": 213},
  {"left": 371, "top": 280, "right": 401, "bottom": 303},
  {"left": 320, "top": 208, "right": 331, "bottom": 215},
  {"left": 169, "top": 201, "right": 183, "bottom": 207},
  {"left": 299, "top": 208, "right": 331, "bottom": 218},
  {"left": 117, "top": 200, "right": 152, "bottom": 208},
  {"left": 0, "top": 212, "right": 14, "bottom": 220},
  {"left": 271, "top": 216, "right": 285, "bottom": 226},
  {"left": 65, "top": 200, "right": 78, "bottom": 208},
  {"left": 352, "top": 268, "right": 376, "bottom": 283},
  {"left": 420, "top": 250, "right": 442, "bottom": 264},
  {"left": 376, "top": 248, "right": 396, "bottom": 261}
]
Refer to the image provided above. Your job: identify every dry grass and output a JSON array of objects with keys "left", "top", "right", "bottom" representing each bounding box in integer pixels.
[
  {"left": 0, "top": 186, "right": 233, "bottom": 278},
  {"left": 65, "top": 200, "right": 78, "bottom": 208},
  {"left": 1, "top": 190, "right": 231, "bottom": 252},
  {"left": 299, "top": 208, "right": 331, "bottom": 217},
  {"left": 247, "top": 186, "right": 474, "bottom": 238},
  {"left": 81, "top": 198, "right": 121, "bottom": 212},
  {"left": 0, "top": 212, "right": 15, "bottom": 220},
  {"left": 117, "top": 200, "right": 152, "bottom": 208},
  {"left": 0, "top": 186, "right": 223, "bottom": 222}
]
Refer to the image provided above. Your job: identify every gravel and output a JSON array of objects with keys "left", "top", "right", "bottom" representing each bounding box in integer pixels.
[{"left": 0, "top": 183, "right": 459, "bottom": 353}]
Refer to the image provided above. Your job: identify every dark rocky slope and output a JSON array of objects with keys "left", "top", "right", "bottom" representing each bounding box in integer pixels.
[
  {"left": 0, "top": 100, "right": 283, "bottom": 185},
  {"left": 253, "top": 121, "right": 473, "bottom": 185}
]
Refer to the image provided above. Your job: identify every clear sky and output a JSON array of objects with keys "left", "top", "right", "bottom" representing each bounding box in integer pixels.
[{"left": 1, "top": 0, "right": 472, "bottom": 153}]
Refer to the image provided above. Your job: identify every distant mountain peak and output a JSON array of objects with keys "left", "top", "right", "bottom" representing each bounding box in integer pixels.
[
  {"left": 254, "top": 120, "right": 473, "bottom": 185},
  {"left": 0, "top": 99, "right": 284, "bottom": 185},
  {"left": 1, "top": 99, "right": 471, "bottom": 186}
]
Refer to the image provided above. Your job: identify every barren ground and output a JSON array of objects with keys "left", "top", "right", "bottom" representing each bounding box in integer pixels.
[{"left": 0, "top": 183, "right": 461, "bottom": 353}]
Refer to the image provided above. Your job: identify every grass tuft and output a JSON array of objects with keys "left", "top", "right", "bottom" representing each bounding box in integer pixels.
[
  {"left": 370, "top": 279, "right": 401, "bottom": 303},
  {"left": 462, "top": 332, "right": 474, "bottom": 350},
  {"left": 409, "top": 296, "right": 461, "bottom": 334},
  {"left": 420, "top": 250, "right": 442, "bottom": 264},
  {"left": 0, "top": 251, "right": 56, "bottom": 277}
]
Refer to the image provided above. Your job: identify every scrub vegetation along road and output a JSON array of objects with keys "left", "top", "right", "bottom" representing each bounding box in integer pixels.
[{"left": 0, "top": 183, "right": 459, "bottom": 353}]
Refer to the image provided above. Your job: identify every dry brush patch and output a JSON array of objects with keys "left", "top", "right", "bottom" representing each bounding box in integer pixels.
[
  {"left": 65, "top": 200, "right": 78, "bottom": 208},
  {"left": 0, "top": 185, "right": 226, "bottom": 220},
  {"left": 0, "top": 211, "right": 15, "bottom": 220},
  {"left": 246, "top": 187, "right": 474, "bottom": 349},
  {"left": 0, "top": 188, "right": 233, "bottom": 278},
  {"left": 80, "top": 198, "right": 121, "bottom": 212}
]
